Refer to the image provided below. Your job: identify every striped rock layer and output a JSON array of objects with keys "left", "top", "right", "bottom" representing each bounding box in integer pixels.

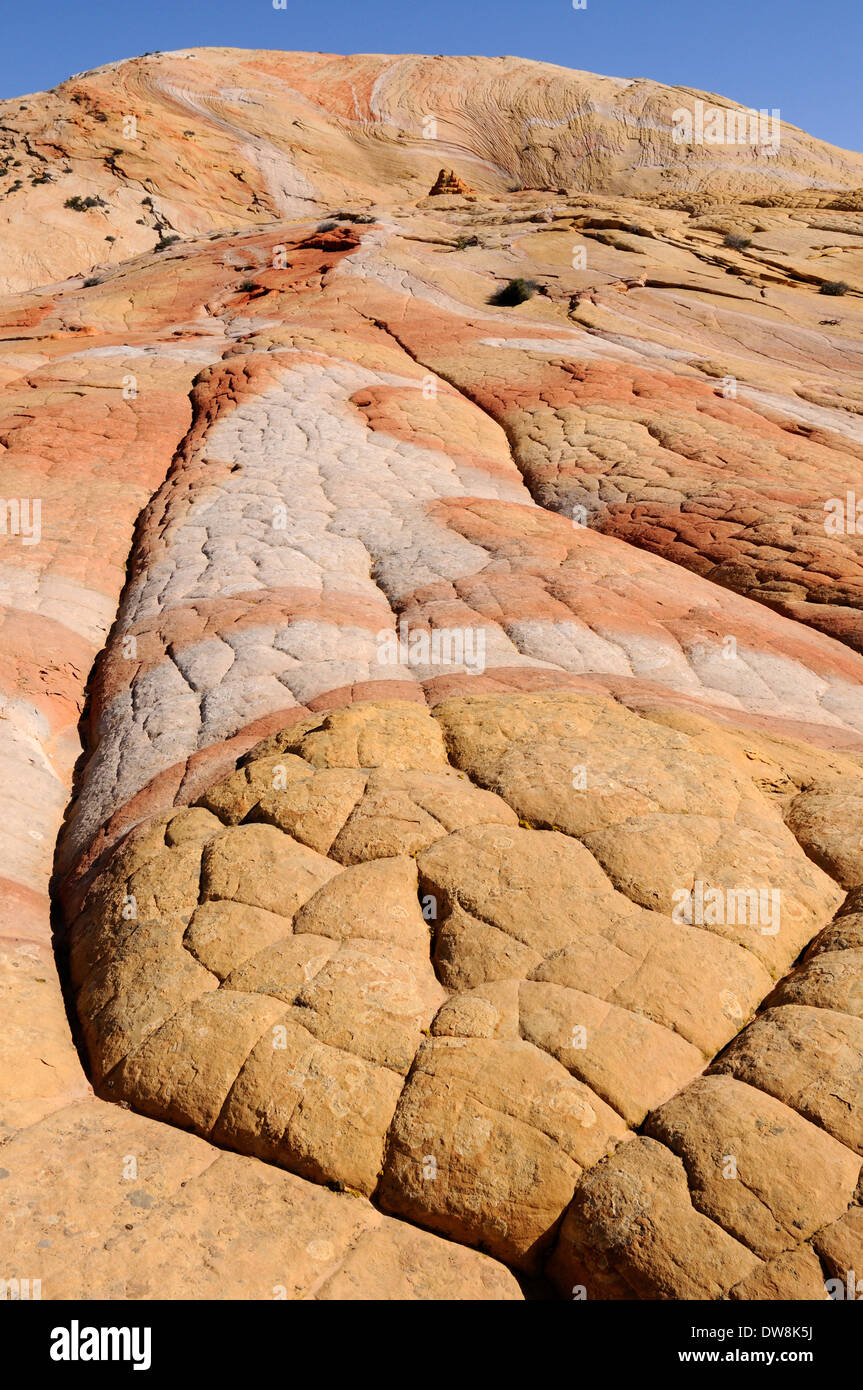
[{"left": 1, "top": 48, "right": 863, "bottom": 1301}]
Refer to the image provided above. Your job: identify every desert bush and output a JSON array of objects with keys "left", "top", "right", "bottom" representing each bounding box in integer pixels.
[
  {"left": 490, "top": 277, "right": 538, "bottom": 306},
  {"left": 64, "top": 194, "right": 107, "bottom": 212},
  {"left": 820, "top": 280, "right": 849, "bottom": 296},
  {"left": 723, "top": 233, "right": 752, "bottom": 249}
]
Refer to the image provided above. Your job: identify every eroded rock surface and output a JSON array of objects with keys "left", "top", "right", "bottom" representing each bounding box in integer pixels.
[
  {"left": 1, "top": 46, "right": 862, "bottom": 1301},
  {"left": 64, "top": 695, "right": 862, "bottom": 1284}
]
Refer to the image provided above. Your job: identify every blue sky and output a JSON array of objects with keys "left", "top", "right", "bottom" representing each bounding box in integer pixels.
[{"left": 3, "top": 0, "right": 861, "bottom": 153}]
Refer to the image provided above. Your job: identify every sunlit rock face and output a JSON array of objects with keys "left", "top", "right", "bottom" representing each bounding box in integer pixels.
[{"left": 1, "top": 47, "right": 862, "bottom": 1301}]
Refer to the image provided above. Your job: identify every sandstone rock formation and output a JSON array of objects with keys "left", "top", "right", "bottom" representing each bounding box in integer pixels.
[
  {"left": 1, "top": 47, "right": 862, "bottom": 1302},
  {"left": 429, "top": 169, "right": 474, "bottom": 197}
]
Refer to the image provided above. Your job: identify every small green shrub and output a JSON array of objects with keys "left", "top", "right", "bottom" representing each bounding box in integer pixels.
[
  {"left": 490, "top": 277, "right": 539, "bottom": 306},
  {"left": 723, "top": 233, "right": 752, "bottom": 249},
  {"left": 454, "top": 234, "right": 480, "bottom": 249},
  {"left": 64, "top": 194, "right": 107, "bottom": 211},
  {"left": 238, "top": 280, "right": 259, "bottom": 293},
  {"left": 820, "top": 280, "right": 849, "bottom": 296}
]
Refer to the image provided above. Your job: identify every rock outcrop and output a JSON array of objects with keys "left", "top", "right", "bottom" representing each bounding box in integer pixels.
[
  {"left": 429, "top": 169, "right": 474, "bottom": 197},
  {"left": 0, "top": 47, "right": 862, "bottom": 1302}
]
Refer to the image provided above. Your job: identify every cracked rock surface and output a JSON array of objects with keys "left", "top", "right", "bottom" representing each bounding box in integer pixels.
[
  {"left": 63, "top": 695, "right": 862, "bottom": 1286},
  {"left": 1, "top": 46, "right": 863, "bottom": 1300}
]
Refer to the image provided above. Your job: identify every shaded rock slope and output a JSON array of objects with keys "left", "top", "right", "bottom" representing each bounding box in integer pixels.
[{"left": 1, "top": 48, "right": 862, "bottom": 1300}]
